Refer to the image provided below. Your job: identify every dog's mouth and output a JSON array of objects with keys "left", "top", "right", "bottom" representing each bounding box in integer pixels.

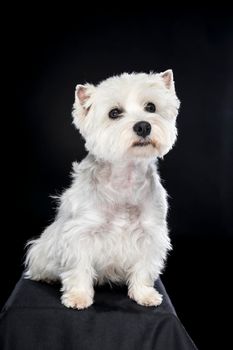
[{"left": 132, "top": 139, "right": 156, "bottom": 148}]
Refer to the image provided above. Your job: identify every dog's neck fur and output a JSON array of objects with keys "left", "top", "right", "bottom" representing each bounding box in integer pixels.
[
  {"left": 108, "top": 158, "right": 152, "bottom": 190},
  {"left": 88, "top": 154, "right": 155, "bottom": 203}
]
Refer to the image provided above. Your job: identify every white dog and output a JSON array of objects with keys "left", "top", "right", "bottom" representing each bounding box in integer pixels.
[{"left": 25, "top": 70, "right": 180, "bottom": 310}]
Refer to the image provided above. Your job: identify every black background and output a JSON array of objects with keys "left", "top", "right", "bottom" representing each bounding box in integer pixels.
[{"left": 2, "top": 6, "right": 233, "bottom": 349}]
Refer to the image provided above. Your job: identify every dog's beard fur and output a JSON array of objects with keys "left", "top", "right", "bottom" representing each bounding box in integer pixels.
[{"left": 25, "top": 70, "right": 180, "bottom": 309}]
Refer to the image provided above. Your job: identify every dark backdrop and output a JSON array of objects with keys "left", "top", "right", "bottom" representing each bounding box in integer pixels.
[{"left": 2, "top": 6, "right": 233, "bottom": 349}]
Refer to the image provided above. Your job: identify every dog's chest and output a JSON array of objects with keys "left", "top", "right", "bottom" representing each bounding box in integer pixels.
[
  {"left": 96, "top": 194, "right": 152, "bottom": 267},
  {"left": 90, "top": 161, "right": 157, "bottom": 278},
  {"left": 103, "top": 202, "right": 141, "bottom": 234},
  {"left": 95, "top": 203, "right": 147, "bottom": 275}
]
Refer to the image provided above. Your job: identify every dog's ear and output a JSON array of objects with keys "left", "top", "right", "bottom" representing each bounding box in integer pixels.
[
  {"left": 160, "top": 69, "right": 175, "bottom": 91},
  {"left": 75, "top": 83, "right": 95, "bottom": 114}
]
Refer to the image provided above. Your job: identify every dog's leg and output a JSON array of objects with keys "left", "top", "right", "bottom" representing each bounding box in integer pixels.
[
  {"left": 59, "top": 230, "right": 96, "bottom": 310},
  {"left": 127, "top": 263, "right": 163, "bottom": 307},
  {"left": 60, "top": 267, "right": 95, "bottom": 310},
  {"left": 25, "top": 219, "right": 62, "bottom": 282}
]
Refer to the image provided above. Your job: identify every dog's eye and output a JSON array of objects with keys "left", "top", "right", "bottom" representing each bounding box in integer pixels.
[
  {"left": 109, "top": 108, "right": 122, "bottom": 119},
  {"left": 144, "top": 102, "right": 156, "bottom": 113}
]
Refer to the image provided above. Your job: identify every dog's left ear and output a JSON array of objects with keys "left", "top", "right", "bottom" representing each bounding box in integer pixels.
[
  {"left": 75, "top": 83, "right": 95, "bottom": 114},
  {"left": 160, "top": 69, "right": 175, "bottom": 91}
]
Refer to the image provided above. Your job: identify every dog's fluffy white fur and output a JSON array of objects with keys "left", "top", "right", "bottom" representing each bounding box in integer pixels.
[{"left": 25, "top": 70, "right": 180, "bottom": 309}]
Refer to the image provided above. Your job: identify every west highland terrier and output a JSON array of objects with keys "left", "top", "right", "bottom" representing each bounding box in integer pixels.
[{"left": 25, "top": 70, "right": 180, "bottom": 309}]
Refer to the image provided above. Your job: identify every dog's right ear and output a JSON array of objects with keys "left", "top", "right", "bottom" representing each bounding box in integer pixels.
[{"left": 75, "top": 83, "right": 95, "bottom": 115}]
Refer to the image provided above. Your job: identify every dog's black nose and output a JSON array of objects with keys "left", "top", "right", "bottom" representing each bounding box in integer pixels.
[{"left": 133, "top": 121, "right": 151, "bottom": 138}]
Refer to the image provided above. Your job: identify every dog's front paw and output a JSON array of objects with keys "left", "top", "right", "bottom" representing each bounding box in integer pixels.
[
  {"left": 129, "top": 287, "right": 163, "bottom": 307},
  {"left": 61, "top": 290, "right": 93, "bottom": 310}
]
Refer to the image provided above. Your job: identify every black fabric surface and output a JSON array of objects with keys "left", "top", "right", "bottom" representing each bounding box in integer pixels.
[{"left": 0, "top": 278, "right": 197, "bottom": 350}]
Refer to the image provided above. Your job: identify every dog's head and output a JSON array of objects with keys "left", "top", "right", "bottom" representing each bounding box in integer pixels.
[{"left": 72, "top": 71, "right": 180, "bottom": 162}]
